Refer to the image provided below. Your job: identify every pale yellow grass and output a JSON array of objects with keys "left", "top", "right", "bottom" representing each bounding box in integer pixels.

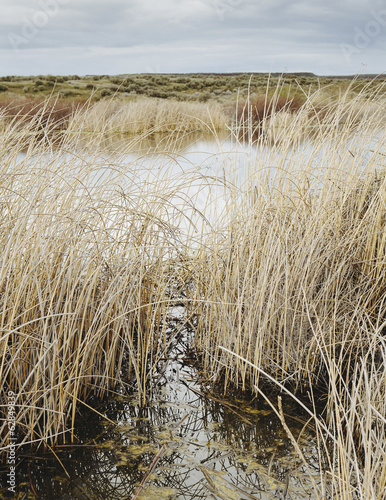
[
  {"left": 0, "top": 113, "right": 207, "bottom": 450},
  {"left": 1, "top": 89, "right": 386, "bottom": 498},
  {"left": 190, "top": 89, "right": 386, "bottom": 498},
  {"left": 69, "top": 97, "right": 228, "bottom": 134}
]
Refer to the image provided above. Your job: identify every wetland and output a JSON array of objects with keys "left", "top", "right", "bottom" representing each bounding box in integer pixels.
[{"left": 1, "top": 80, "right": 386, "bottom": 499}]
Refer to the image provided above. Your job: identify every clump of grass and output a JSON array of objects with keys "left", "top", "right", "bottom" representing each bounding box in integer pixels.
[
  {"left": 189, "top": 86, "right": 386, "bottom": 497},
  {"left": 70, "top": 97, "right": 228, "bottom": 134},
  {"left": 234, "top": 77, "right": 386, "bottom": 146},
  {"left": 0, "top": 113, "right": 207, "bottom": 450},
  {"left": 0, "top": 96, "right": 87, "bottom": 130},
  {"left": 237, "top": 93, "right": 305, "bottom": 124},
  {"left": 193, "top": 90, "right": 386, "bottom": 391}
]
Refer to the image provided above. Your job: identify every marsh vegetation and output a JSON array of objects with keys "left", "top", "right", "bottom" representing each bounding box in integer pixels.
[
  {"left": 1, "top": 72, "right": 386, "bottom": 134},
  {"left": 0, "top": 76, "right": 386, "bottom": 499}
]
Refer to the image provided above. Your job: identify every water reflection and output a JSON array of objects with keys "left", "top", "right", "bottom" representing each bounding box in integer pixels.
[
  {"left": 0, "top": 337, "right": 325, "bottom": 500},
  {"left": 80, "top": 130, "right": 233, "bottom": 157}
]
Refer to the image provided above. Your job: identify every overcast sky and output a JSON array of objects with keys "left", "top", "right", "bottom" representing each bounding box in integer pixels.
[{"left": 1, "top": 0, "right": 386, "bottom": 76}]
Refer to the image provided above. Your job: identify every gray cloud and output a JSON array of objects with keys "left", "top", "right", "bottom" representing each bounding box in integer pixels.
[{"left": 1, "top": 0, "right": 385, "bottom": 75}]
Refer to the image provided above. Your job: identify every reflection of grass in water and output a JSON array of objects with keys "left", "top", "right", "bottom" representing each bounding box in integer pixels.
[{"left": 0, "top": 355, "right": 320, "bottom": 499}]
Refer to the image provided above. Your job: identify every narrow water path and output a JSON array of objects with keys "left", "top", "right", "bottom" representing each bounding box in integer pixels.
[{"left": 0, "top": 328, "right": 324, "bottom": 500}]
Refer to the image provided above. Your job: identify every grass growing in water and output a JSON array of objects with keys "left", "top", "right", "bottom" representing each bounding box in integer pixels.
[
  {"left": 69, "top": 97, "right": 229, "bottom": 134},
  {"left": 191, "top": 86, "right": 386, "bottom": 498},
  {"left": 0, "top": 85, "right": 386, "bottom": 498},
  {"left": 0, "top": 112, "right": 211, "bottom": 450}
]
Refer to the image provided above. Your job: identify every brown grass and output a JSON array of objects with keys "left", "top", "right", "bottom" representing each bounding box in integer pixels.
[
  {"left": 0, "top": 97, "right": 89, "bottom": 131},
  {"left": 237, "top": 94, "right": 306, "bottom": 124}
]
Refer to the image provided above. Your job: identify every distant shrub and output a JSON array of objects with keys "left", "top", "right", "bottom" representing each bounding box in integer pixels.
[
  {"left": 148, "top": 90, "right": 169, "bottom": 98},
  {"left": 198, "top": 92, "right": 211, "bottom": 102},
  {"left": 197, "top": 82, "right": 206, "bottom": 90},
  {"left": 0, "top": 84, "right": 8, "bottom": 92},
  {"left": 126, "top": 84, "right": 139, "bottom": 92},
  {"left": 100, "top": 88, "right": 112, "bottom": 97},
  {"left": 174, "top": 77, "right": 189, "bottom": 84},
  {"left": 237, "top": 94, "right": 305, "bottom": 123},
  {"left": 59, "top": 89, "right": 74, "bottom": 97}
]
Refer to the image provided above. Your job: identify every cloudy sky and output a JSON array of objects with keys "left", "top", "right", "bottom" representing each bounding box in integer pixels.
[{"left": 1, "top": 0, "right": 386, "bottom": 76}]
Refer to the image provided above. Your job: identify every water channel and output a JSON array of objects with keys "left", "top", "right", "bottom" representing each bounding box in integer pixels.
[{"left": 0, "top": 323, "right": 324, "bottom": 499}]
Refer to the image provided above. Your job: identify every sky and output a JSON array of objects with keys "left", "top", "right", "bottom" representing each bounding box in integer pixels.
[{"left": 1, "top": 0, "right": 386, "bottom": 76}]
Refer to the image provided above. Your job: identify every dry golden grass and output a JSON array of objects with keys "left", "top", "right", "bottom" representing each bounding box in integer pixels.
[
  {"left": 190, "top": 87, "right": 386, "bottom": 498},
  {"left": 69, "top": 97, "right": 228, "bottom": 135},
  {"left": 0, "top": 113, "right": 209, "bottom": 450},
  {"left": 233, "top": 77, "right": 386, "bottom": 146},
  {"left": 1, "top": 87, "right": 386, "bottom": 498}
]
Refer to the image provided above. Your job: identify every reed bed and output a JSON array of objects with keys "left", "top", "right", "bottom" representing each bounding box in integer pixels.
[
  {"left": 1, "top": 87, "right": 386, "bottom": 498},
  {"left": 0, "top": 112, "right": 212, "bottom": 451},
  {"left": 234, "top": 78, "right": 386, "bottom": 146},
  {"left": 192, "top": 143, "right": 386, "bottom": 391},
  {"left": 190, "top": 88, "right": 386, "bottom": 498},
  {"left": 69, "top": 97, "right": 229, "bottom": 135},
  {"left": 0, "top": 96, "right": 86, "bottom": 131}
]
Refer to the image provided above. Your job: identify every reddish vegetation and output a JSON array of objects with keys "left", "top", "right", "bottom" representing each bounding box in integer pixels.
[
  {"left": 237, "top": 94, "right": 305, "bottom": 123},
  {"left": 0, "top": 97, "right": 88, "bottom": 128}
]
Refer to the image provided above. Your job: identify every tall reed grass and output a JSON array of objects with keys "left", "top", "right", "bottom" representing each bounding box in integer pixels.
[
  {"left": 0, "top": 96, "right": 86, "bottom": 131},
  {"left": 69, "top": 97, "right": 228, "bottom": 135},
  {"left": 191, "top": 84, "right": 386, "bottom": 498},
  {"left": 0, "top": 112, "right": 210, "bottom": 451},
  {"left": 1, "top": 85, "right": 386, "bottom": 498},
  {"left": 234, "top": 76, "right": 386, "bottom": 147}
]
